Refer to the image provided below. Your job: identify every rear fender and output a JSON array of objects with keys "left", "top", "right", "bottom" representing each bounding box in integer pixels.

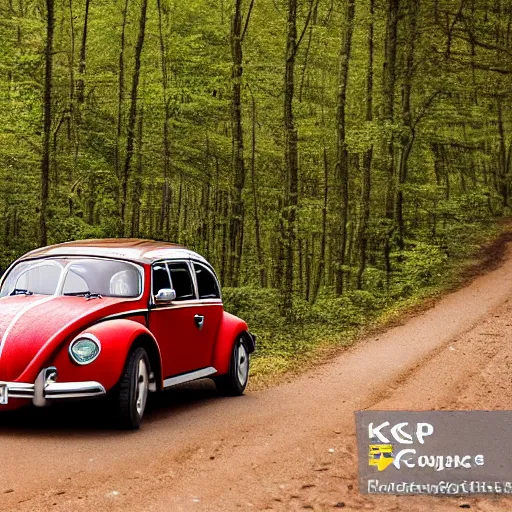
[
  {"left": 211, "top": 312, "right": 253, "bottom": 375},
  {"left": 50, "top": 319, "right": 162, "bottom": 392}
]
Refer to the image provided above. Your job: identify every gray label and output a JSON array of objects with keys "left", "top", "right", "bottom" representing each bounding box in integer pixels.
[{"left": 356, "top": 411, "right": 512, "bottom": 495}]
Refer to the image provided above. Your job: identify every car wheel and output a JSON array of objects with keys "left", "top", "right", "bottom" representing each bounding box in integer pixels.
[
  {"left": 215, "top": 336, "right": 250, "bottom": 396},
  {"left": 115, "top": 346, "right": 150, "bottom": 429}
]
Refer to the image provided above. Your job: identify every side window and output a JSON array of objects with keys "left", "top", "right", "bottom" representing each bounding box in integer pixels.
[
  {"left": 194, "top": 263, "right": 220, "bottom": 299},
  {"left": 152, "top": 264, "right": 171, "bottom": 295},
  {"left": 168, "top": 263, "right": 195, "bottom": 301}
]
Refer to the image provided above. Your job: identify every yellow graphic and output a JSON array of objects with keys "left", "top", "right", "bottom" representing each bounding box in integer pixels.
[{"left": 368, "top": 444, "right": 394, "bottom": 471}]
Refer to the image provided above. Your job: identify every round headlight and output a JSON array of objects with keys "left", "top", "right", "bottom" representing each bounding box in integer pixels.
[{"left": 69, "top": 336, "right": 101, "bottom": 365}]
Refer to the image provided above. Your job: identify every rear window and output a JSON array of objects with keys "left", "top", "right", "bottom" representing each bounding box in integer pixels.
[{"left": 194, "top": 263, "right": 220, "bottom": 299}]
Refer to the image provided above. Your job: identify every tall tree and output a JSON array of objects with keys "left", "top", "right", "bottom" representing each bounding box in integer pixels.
[
  {"left": 311, "top": 148, "right": 329, "bottom": 303},
  {"left": 73, "top": 0, "right": 91, "bottom": 177},
  {"left": 280, "top": 0, "right": 313, "bottom": 313},
  {"left": 67, "top": 0, "right": 75, "bottom": 143},
  {"left": 40, "top": 0, "right": 55, "bottom": 246},
  {"left": 121, "top": 0, "right": 148, "bottom": 236},
  {"left": 157, "top": 0, "right": 172, "bottom": 238},
  {"left": 356, "top": 0, "right": 374, "bottom": 289},
  {"left": 228, "top": 0, "right": 247, "bottom": 286},
  {"left": 335, "top": 0, "right": 356, "bottom": 295},
  {"left": 382, "top": 0, "right": 399, "bottom": 278},
  {"left": 76, "top": 0, "right": 90, "bottom": 107},
  {"left": 249, "top": 92, "right": 266, "bottom": 288},
  {"left": 114, "top": 0, "right": 129, "bottom": 182},
  {"left": 396, "top": 0, "right": 418, "bottom": 251}
]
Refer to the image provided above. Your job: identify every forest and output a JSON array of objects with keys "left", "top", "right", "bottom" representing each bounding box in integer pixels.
[{"left": 0, "top": 0, "right": 511, "bottom": 371}]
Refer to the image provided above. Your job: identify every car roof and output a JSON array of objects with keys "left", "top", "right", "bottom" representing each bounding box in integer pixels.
[{"left": 17, "top": 239, "right": 210, "bottom": 266}]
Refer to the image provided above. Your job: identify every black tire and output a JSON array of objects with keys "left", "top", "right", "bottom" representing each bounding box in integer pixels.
[
  {"left": 214, "top": 336, "right": 250, "bottom": 396},
  {"left": 114, "top": 347, "right": 150, "bottom": 429}
]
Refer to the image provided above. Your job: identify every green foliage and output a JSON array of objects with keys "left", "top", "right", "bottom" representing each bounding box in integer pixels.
[
  {"left": 223, "top": 287, "right": 284, "bottom": 331},
  {"left": 0, "top": 0, "right": 511, "bottom": 375},
  {"left": 392, "top": 242, "right": 448, "bottom": 297}
]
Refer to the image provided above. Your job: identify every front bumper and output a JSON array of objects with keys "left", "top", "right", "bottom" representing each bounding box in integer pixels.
[{"left": 0, "top": 367, "right": 106, "bottom": 407}]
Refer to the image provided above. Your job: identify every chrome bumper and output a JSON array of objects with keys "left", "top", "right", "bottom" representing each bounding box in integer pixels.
[{"left": 1, "top": 367, "right": 106, "bottom": 407}]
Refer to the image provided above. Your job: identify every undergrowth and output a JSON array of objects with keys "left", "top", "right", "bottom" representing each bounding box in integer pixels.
[{"left": 222, "top": 219, "right": 505, "bottom": 382}]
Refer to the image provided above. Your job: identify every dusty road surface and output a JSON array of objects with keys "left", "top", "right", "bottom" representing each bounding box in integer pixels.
[{"left": 4, "top": 248, "right": 512, "bottom": 512}]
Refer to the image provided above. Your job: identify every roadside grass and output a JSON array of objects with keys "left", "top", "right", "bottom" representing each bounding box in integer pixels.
[{"left": 223, "top": 219, "right": 512, "bottom": 390}]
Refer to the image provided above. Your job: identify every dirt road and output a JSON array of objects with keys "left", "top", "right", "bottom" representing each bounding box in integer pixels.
[{"left": 4, "top": 248, "right": 512, "bottom": 512}]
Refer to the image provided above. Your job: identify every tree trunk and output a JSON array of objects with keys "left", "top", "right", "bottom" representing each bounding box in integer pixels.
[
  {"left": 221, "top": 190, "right": 229, "bottom": 285},
  {"left": 121, "top": 0, "right": 148, "bottom": 236},
  {"left": 497, "top": 96, "right": 509, "bottom": 207},
  {"left": 299, "top": 0, "right": 318, "bottom": 102},
  {"left": 67, "top": 0, "right": 75, "bottom": 143},
  {"left": 382, "top": 0, "right": 399, "bottom": 279},
  {"left": 115, "top": 0, "right": 129, "bottom": 186},
  {"left": 396, "top": 0, "right": 418, "bottom": 252},
  {"left": 334, "top": 0, "right": 355, "bottom": 295},
  {"left": 72, "top": 0, "right": 90, "bottom": 186},
  {"left": 157, "top": 0, "right": 172, "bottom": 238},
  {"left": 228, "top": 0, "right": 247, "bottom": 287},
  {"left": 250, "top": 94, "right": 266, "bottom": 287},
  {"left": 281, "top": 0, "right": 299, "bottom": 313},
  {"left": 176, "top": 177, "right": 183, "bottom": 243},
  {"left": 76, "top": 0, "right": 90, "bottom": 108},
  {"left": 279, "top": 0, "right": 314, "bottom": 312},
  {"left": 40, "top": 0, "right": 55, "bottom": 246},
  {"left": 356, "top": 0, "right": 374, "bottom": 290},
  {"left": 131, "top": 102, "right": 144, "bottom": 237},
  {"left": 311, "top": 147, "right": 329, "bottom": 303}
]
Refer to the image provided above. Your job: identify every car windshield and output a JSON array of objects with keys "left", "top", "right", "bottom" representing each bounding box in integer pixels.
[{"left": 0, "top": 258, "right": 142, "bottom": 298}]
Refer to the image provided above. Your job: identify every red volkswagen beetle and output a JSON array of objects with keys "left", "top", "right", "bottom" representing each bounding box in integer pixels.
[{"left": 0, "top": 239, "right": 255, "bottom": 428}]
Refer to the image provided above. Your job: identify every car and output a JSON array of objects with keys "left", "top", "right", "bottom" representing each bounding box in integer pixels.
[{"left": 0, "top": 239, "right": 255, "bottom": 428}]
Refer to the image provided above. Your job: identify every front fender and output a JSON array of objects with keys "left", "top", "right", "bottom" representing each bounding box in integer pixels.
[
  {"left": 49, "top": 319, "right": 161, "bottom": 392},
  {"left": 211, "top": 312, "right": 252, "bottom": 375}
]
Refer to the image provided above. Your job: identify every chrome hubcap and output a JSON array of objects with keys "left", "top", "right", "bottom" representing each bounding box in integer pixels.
[
  {"left": 236, "top": 339, "right": 249, "bottom": 386},
  {"left": 135, "top": 358, "right": 149, "bottom": 417}
]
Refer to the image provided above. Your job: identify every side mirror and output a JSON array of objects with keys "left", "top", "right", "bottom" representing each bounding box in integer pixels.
[{"left": 155, "top": 288, "right": 176, "bottom": 303}]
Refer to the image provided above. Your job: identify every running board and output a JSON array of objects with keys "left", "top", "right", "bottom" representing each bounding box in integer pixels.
[{"left": 163, "top": 366, "right": 217, "bottom": 389}]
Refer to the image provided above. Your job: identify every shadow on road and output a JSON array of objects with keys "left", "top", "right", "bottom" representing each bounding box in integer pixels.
[{"left": 0, "top": 378, "right": 221, "bottom": 435}]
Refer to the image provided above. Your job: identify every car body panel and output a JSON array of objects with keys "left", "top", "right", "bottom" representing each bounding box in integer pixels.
[
  {"left": 211, "top": 312, "right": 250, "bottom": 375},
  {"left": 148, "top": 301, "right": 224, "bottom": 378},
  {"left": 50, "top": 318, "right": 159, "bottom": 391},
  {"left": 0, "top": 295, "right": 145, "bottom": 382},
  {"left": 196, "top": 302, "right": 224, "bottom": 368}
]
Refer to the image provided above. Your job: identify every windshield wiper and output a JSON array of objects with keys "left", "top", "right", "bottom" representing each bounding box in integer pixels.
[
  {"left": 84, "top": 292, "right": 102, "bottom": 300},
  {"left": 64, "top": 291, "right": 103, "bottom": 300},
  {"left": 11, "top": 288, "right": 33, "bottom": 296}
]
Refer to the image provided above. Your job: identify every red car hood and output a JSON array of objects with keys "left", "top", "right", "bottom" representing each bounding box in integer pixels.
[{"left": 0, "top": 294, "right": 137, "bottom": 381}]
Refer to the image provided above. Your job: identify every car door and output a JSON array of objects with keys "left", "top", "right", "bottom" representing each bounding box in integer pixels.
[
  {"left": 148, "top": 261, "right": 203, "bottom": 378},
  {"left": 190, "top": 261, "right": 223, "bottom": 369}
]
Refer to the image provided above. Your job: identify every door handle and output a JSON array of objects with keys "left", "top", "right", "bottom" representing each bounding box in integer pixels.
[{"left": 194, "top": 314, "right": 205, "bottom": 330}]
